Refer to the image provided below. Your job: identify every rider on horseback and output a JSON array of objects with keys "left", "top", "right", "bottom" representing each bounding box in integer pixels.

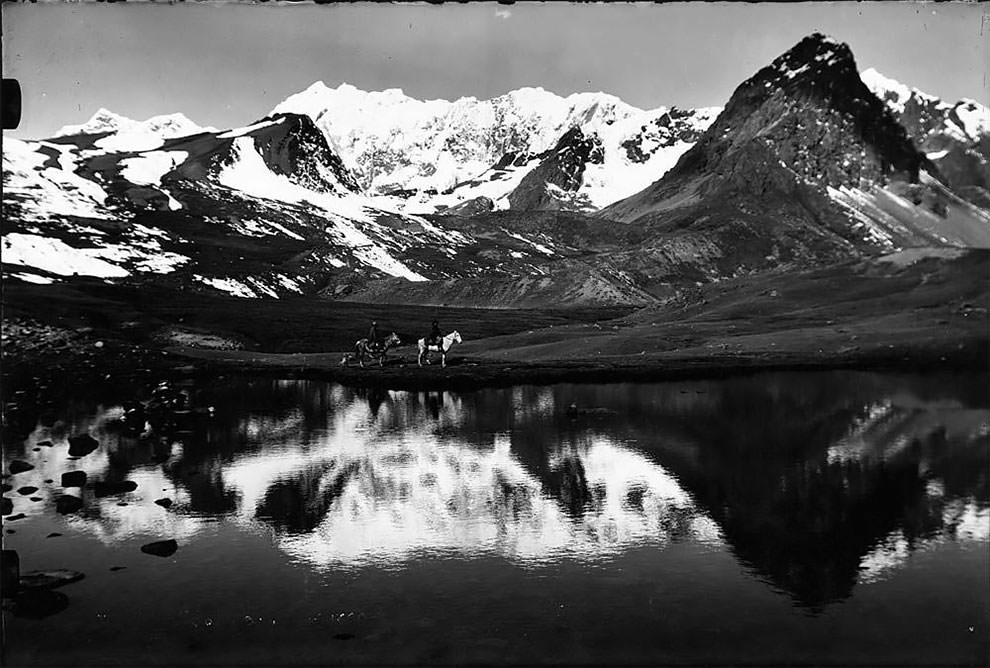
[
  {"left": 368, "top": 321, "right": 380, "bottom": 352},
  {"left": 427, "top": 320, "right": 443, "bottom": 348}
]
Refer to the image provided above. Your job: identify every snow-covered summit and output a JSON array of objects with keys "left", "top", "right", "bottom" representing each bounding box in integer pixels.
[
  {"left": 55, "top": 108, "right": 216, "bottom": 153},
  {"left": 270, "top": 82, "right": 661, "bottom": 195},
  {"left": 56, "top": 108, "right": 212, "bottom": 139},
  {"left": 860, "top": 68, "right": 989, "bottom": 143},
  {"left": 860, "top": 68, "right": 944, "bottom": 114}
]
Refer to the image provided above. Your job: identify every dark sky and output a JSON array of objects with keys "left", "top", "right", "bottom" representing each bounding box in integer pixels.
[{"left": 3, "top": 2, "right": 987, "bottom": 139}]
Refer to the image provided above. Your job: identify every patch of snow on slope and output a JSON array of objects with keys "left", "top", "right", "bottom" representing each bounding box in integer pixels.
[
  {"left": 217, "top": 137, "right": 372, "bottom": 223},
  {"left": 218, "top": 137, "right": 428, "bottom": 281},
  {"left": 1, "top": 223, "right": 188, "bottom": 278},
  {"left": 3, "top": 138, "right": 116, "bottom": 222},
  {"left": 5, "top": 271, "right": 56, "bottom": 285},
  {"left": 276, "top": 274, "right": 304, "bottom": 293},
  {"left": 826, "top": 185, "right": 898, "bottom": 248},
  {"left": 217, "top": 118, "right": 285, "bottom": 139},
  {"left": 196, "top": 276, "right": 259, "bottom": 298},
  {"left": 954, "top": 100, "right": 990, "bottom": 139},
  {"left": 412, "top": 156, "right": 544, "bottom": 213},
  {"left": 120, "top": 151, "right": 188, "bottom": 186},
  {"left": 2, "top": 233, "right": 130, "bottom": 278},
  {"left": 504, "top": 230, "right": 555, "bottom": 256}
]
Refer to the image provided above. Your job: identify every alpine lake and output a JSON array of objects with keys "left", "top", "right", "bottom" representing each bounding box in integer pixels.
[{"left": 2, "top": 369, "right": 988, "bottom": 666}]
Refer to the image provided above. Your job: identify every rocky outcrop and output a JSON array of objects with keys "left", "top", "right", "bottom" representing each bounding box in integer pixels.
[{"left": 508, "top": 127, "right": 604, "bottom": 211}]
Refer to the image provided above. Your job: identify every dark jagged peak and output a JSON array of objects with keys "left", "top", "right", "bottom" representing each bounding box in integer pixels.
[
  {"left": 602, "top": 33, "right": 934, "bottom": 225},
  {"left": 166, "top": 111, "right": 361, "bottom": 196},
  {"left": 164, "top": 113, "right": 359, "bottom": 194},
  {"left": 241, "top": 112, "right": 361, "bottom": 194},
  {"left": 718, "top": 32, "right": 927, "bottom": 184},
  {"left": 508, "top": 126, "right": 604, "bottom": 211},
  {"left": 739, "top": 33, "right": 857, "bottom": 100}
]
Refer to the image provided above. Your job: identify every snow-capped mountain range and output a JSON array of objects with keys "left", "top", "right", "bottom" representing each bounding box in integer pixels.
[
  {"left": 860, "top": 68, "right": 990, "bottom": 207},
  {"left": 270, "top": 82, "right": 722, "bottom": 211},
  {"left": 55, "top": 108, "right": 218, "bottom": 153},
  {"left": 3, "top": 33, "right": 989, "bottom": 304}
]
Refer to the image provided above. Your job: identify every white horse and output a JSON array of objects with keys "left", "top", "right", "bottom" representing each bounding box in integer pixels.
[
  {"left": 348, "top": 332, "right": 401, "bottom": 368},
  {"left": 417, "top": 330, "right": 462, "bottom": 368}
]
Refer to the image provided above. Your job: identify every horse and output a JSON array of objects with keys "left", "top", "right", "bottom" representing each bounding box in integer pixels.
[
  {"left": 350, "top": 331, "right": 401, "bottom": 368},
  {"left": 417, "top": 330, "right": 462, "bottom": 368}
]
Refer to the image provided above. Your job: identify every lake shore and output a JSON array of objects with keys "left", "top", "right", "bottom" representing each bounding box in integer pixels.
[
  {"left": 3, "top": 249, "right": 987, "bottom": 394},
  {"left": 166, "top": 333, "right": 987, "bottom": 391}
]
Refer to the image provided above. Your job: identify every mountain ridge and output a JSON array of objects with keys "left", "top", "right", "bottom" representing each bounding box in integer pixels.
[{"left": 3, "top": 33, "right": 989, "bottom": 308}]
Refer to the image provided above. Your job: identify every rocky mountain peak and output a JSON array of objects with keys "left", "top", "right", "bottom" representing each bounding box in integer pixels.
[
  {"left": 507, "top": 126, "right": 604, "bottom": 211},
  {"left": 697, "top": 33, "right": 929, "bottom": 192}
]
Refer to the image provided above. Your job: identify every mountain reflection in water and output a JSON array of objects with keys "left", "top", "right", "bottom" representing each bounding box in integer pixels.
[{"left": 3, "top": 371, "right": 987, "bottom": 611}]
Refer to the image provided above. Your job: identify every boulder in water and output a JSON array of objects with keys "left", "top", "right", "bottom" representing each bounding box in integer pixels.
[
  {"left": 19, "top": 569, "right": 85, "bottom": 590},
  {"left": 55, "top": 495, "right": 83, "bottom": 514},
  {"left": 67, "top": 434, "right": 99, "bottom": 457},
  {"left": 9, "top": 589, "right": 69, "bottom": 619},
  {"left": 141, "top": 539, "right": 178, "bottom": 558},
  {"left": 94, "top": 480, "right": 138, "bottom": 498},
  {"left": 8, "top": 460, "right": 34, "bottom": 475},
  {"left": 1, "top": 550, "right": 19, "bottom": 596},
  {"left": 61, "top": 471, "right": 87, "bottom": 488}
]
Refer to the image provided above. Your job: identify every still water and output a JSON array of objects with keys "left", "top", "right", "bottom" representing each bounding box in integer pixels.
[{"left": 2, "top": 371, "right": 988, "bottom": 665}]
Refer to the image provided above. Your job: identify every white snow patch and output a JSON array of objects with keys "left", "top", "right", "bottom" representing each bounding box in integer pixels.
[
  {"left": 6, "top": 271, "right": 55, "bottom": 284},
  {"left": 119, "top": 151, "right": 187, "bottom": 186},
  {"left": 953, "top": 99, "right": 990, "bottom": 139},
  {"left": 3, "top": 139, "right": 117, "bottom": 222},
  {"left": 2, "top": 233, "right": 130, "bottom": 278},
  {"left": 264, "top": 220, "right": 305, "bottom": 240},
  {"left": 504, "top": 230, "right": 555, "bottom": 256},
  {"left": 218, "top": 138, "right": 428, "bottom": 281},
  {"left": 217, "top": 118, "right": 285, "bottom": 139},
  {"left": 196, "top": 276, "right": 259, "bottom": 298},
  {"left": 276, "top": 274, "right": 304, "bottom": 293},
  {"left": 826, "top": 185, "right": 898, "bottom": 248}
]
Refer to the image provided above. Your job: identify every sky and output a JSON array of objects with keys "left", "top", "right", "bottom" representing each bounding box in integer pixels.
[{"left": 2, "top": 1, "right": 987, "bottom": 139}]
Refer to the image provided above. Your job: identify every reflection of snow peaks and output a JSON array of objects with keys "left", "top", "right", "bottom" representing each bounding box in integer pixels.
[
  {"left": 827, "top": 400, "right": 990, "bottom": 464},
  {"left": 252, "top": 433, "right": 721, "bottom": 570},
  {"left": 11, "top": 415, "right": 203, "bottom": 544},
  {"left": 858, "top": 501, "right": 989, "bottom": 585}
]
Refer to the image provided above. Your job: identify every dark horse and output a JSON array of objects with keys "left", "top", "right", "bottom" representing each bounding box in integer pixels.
[{"left": 345, "top": 332, "right": 401, "bottom": 368}]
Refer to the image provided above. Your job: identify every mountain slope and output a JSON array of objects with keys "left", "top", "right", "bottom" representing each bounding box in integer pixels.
[
  {"left": 861, "top": 67, "right": 990, "bottom": 207},
  {"left": 597, "top": 33, "right": 989, "bottom": 288},
  {"left": 4, "top": 34, "right": 989, "bottom": 310},
  {"left": 4, "top": 114, "right": 646, "bottom": 306}
]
